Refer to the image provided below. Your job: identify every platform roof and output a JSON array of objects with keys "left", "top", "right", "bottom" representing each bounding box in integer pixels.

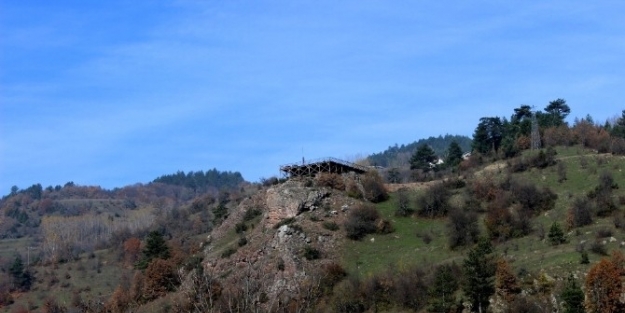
[{"left": 279, "top": 157, "right": 368, "bottom": 177}]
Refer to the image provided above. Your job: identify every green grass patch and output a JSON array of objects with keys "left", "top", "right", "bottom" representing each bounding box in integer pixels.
[{"left": 341, "top": 195, "right": 459, "bottom": 276}]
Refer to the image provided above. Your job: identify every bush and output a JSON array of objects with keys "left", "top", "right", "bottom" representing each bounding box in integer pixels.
[
  {"left": 315, "top": 173, "right": 346, "bottom": 190},
  {"left": 447, "top": 208, "right": 479, "bottom": 249},
  {"left": 344, "top": 204, "right": 380, "bottom": 240},
  {"left": 273, "top": 217, "right": 295, "bottom": 229},
  {"left": 596, "top": 228, "right": 613, "bottom": 239},
  {"left": 395, "top": 189, "right": 414, "bottom": 217},
  {"left": 322, "top": 221, "right": 339, "bottom": 231},
  {"left": 361, "top": 171, "right": 389, "bottom": 203},
  {"left": 529, "top": 148, "right": 557, "bottom": 168},
  {"left": 302, "top": 246, "right": 321, "bottom": 260},
  {"left": 234, "top": 222, "right": 248, "bottom": 234},
  {"left": 243, "top": 208, "right": 262, "bottom": 222},
  {"left": 345, "top": 180, "right": 363, "bottom": 199},
  {"left": 510, "top": 180, "right": 557, "bottom": 214},
  {"left": 612, "top": 138, "right": 625, "bottom": 155},
  {"left": 221, "top": 247, "right": 237, "bottom": 258},
  {"left": 321, "top": 263, "right": 347, "bottom": 290},
  {"left": 589, "top": 241, "right": 608, "bottom": 256},
  {"left": 416, "top": 182, "right": 451, "bottom": 217},
  {"left": 237, "top": 237, "right": 248, "bottom": 247},
  {"left": 566, "top": 197, "right": 593, "bottom": 229},
  {"left": 376, "top": 219, "right": 394, "bottom": 234}
]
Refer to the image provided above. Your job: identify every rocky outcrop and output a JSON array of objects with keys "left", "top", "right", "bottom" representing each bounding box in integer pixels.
[{"left": 265, "top": 180, "right": 329, "bottom": 227}]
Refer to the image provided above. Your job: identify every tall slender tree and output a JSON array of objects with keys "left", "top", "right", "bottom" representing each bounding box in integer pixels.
[
  {"left": 445, "top": 141, "right": 463, "bottom": 167},
  {"left": 561, "top": 274, "right": 584, "bottom": 313},
  {"left": 463, "top": 238, "right": 496, "bottom": 313},
  {"left": 429, "top": 264, "right": 459, "bottom": 312},
  {"left": 472, "top": 117, "right": 504, "bottom": 154}
]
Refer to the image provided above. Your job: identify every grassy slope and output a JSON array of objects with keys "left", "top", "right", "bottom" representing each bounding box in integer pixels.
[{"left": 342, "top": 146, "right": 625, "bottom": 280}]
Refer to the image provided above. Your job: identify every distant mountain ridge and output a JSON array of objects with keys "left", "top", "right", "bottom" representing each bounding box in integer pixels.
[
  {"left": 367, "top": 134, "right": 472, "bottom": 167},
  {"left": 152, "top": 168, "right": 245, "bottom": 191}
]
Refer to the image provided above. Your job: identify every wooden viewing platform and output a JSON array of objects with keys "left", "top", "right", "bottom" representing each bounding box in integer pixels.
[{"left": 280, "top": 157, "right": 368, "bottom": 178}]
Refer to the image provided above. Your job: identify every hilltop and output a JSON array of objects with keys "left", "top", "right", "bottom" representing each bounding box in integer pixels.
[{"left": 2, "top": 106, "right": 625, "bottom": 312}]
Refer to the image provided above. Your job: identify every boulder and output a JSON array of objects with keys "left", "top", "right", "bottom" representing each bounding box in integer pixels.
[{"left": 266, "top": 180, "right": 329, "bottom": 227}]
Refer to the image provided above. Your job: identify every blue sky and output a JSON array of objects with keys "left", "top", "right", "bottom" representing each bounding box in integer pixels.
[{"left": 1, "top": 1, "right": 623, "bottom": 193}]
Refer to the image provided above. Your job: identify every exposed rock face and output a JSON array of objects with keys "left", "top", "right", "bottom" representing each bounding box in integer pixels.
[{"left": 265, "top": 180, "right": 329, "bottom": 227}]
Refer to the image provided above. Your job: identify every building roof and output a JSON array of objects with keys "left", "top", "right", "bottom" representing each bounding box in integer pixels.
[{"left": 280, "top": 157, "right": 368, "bottom": 177}]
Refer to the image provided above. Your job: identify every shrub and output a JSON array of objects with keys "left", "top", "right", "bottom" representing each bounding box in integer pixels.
[
  {"left": 237, "top": 237, "right": 248, "bottom": 247},
  {"left": 142, "top": 259, "right": 178, "bottom": 301},
  {"left": 566, "top": 197, "right": 593, "bottom": 229},
  {"left": 315, "top": 173, "right": 346, "bottom": 190},
  {"left": 557, "top": 162, "right": 567, "bottom": 183},
  {"left": 289, "top": 224, "right": 303, "bottom": 233},
  {"left": 395, "top": 189, "right": 414, "bottom": 217},
  {"left": 273, "top": 217, "right": 295, "bottom": 229},
  {"left": 375, "top": 219, "right": 394, "bottom": 234},
  {"left": 416, "top": 182, "right": 451, "bottom": 218},
  {"left": 302, "top": 246, "right": 321, "bottom": 260},
  {"left": 590, "top": 171, "right": 618, "bottom": 216},
  {"left": 322, "top": 221, "right": 339, "bottom": 231},
  {"left": 243, "top": 208, "right": 262, "bottom": 222},
  {"left": 589, "top": 241, "right": 608, "bottom": 256},
  {"left": 447, "top": 208, "right": 479, "bottom": 249},
  {"left": 418, "top": 231, "right": 433, "bottom": 245},
  {"left": 345, "top": 180, "right": 362, "bottom": 199},
  {"left": 580, "top": 250, "right": 590, "bottom": 264},
  {"left": 510, "top": 180, "right": 557, "bottom": 214},
  {"left": 596, "top": 228, "right": 613, "bottom": 239},
  {"left": 344, "top": 204, "right": 379, "bottom": 240},
  {"left": 361, "top": 171, "right": 389, "bottom": 203},
  {"left": 321, "top": 262, "right": 347, "bottom": 290},
  {"left": 221, "top": 247, "right": 237, "bottom": 258},
  {"left": 260, "top": 176, "right": 283, "bottom": 186},
  {"left": 234, "top": 222, "right": 248, "bottom": 234},
  {"left": 612, "top": 138, "right": 625, "bottom": 155},
  {"left": 443, "top": 178, "right": 466, "bottom": 189}
]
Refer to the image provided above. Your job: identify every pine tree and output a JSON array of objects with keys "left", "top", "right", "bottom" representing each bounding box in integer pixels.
[
  {"left": 445, "top": 141, "right": 463, "bottom": 167},
  {"left": 463, "top": 238, "right": 496, "bottom": 313},
  {"left": 136, "top": 231, "right": 170, "bottom": 269},
  {"left": 410, "top": 144, "right": 437, "bottom": 172},
  {"left": 548, "top": 221, "right": 566, "bottom": 245},
  {"left": 428, "top": 264, "right": 459, "bottom": 312},
  {"left": 561, "top": 274, "right": 584, "bottom": 313},
  {"left": 9, "top": 255, "right": 32, "bottom": 291}
]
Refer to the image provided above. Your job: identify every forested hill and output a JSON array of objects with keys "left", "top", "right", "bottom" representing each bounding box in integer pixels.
[
  {"left": 367, "top": 134, "right": 472, "bottom": 167},
  {"left": 153, "top": 168, "right": 245, "bottom": 190}
]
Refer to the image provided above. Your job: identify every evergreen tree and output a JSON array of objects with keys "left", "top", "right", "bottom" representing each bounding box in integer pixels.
[
  {"left": 544, "top": 98, "right": 571, "bottom": 127},
  {"left": 463, "top": 238, "right": 496, "bottom": 313},
  {"left": 561, "top": 274, "right": 584, "bottom": 313},
  {"left": 9, "top": 255, "right": 32, "bottom": 291},
  {"left": 472, "top": 121, "right": 490, "bottom": 154},
  {"left": 472, "top": 117, "right": 504, "bottom": 154},
  {"left": 410, "top": 144, "right": 437, "bottom": 172},
  {"left": 611, "top": 110, "right": 625, "bottom": 138},
  {"left": 548, "top": 222, "right": 566, "bottom": 245},
  {"left": 136, "top": 231, "right": 170, "bottom": 269},
  {"left": 428, "top": 264, "right": 459, "bottom": 312},
  {"left": 445, "top": 141, "right": 463, "bottom": 167}
]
